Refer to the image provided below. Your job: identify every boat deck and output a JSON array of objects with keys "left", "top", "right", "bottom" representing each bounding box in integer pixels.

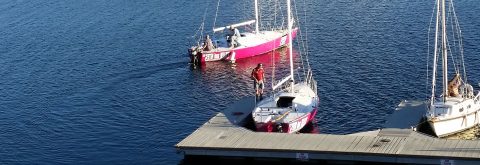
[{"left": 175, "top": 98, "right": 480, "bottom": 164}]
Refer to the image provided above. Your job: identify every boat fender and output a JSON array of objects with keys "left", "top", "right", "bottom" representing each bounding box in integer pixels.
[
  {"left": 466, "top": 84, "right": 474, "bottom": 97},
  {"left": 460, "top": 84, "right": 474, "bottom": 98},
  {"left": 276, "top": 123, "right": 283, "bottom": 133},
  {"left": 229, "top": 51, "right": 236, "bottom": 62}
]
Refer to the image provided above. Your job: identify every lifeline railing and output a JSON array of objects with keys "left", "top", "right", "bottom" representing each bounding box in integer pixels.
[
  {"left": 271, "top": 68, "right": 317, "bottom": 95},
  {"left": 305, "top": 68, "right": 317, "bottom": 94}
]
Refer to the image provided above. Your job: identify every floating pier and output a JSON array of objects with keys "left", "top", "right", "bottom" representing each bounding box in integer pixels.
[{"left": 175, "top": 98, "right": 480, "bottom": 164}]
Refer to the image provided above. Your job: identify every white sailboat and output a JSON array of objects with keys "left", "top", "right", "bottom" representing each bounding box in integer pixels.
[
  {"left": 251, "top": 0, "right": 318, "bottom": 133},
  {"left": 426, "top": 0, "right": 480, "bottom": 137}
]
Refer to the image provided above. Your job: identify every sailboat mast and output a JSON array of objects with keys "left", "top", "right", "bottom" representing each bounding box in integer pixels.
[
  {"left": 431, "top": 0, "right": 441, "bottom": 106},
  {"left": 255, "top": 0, "right": 259, "bottom": 34},
  {"left": 442, "top": 0, "right": 448, "bottom": 102},
  {"left": 287, "top": 0, "right": 294, "bottom": 92}
]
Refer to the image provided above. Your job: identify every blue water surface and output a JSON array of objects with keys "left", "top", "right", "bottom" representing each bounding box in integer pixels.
[{"left": 1, "top": 0, "right": 480, "bottom": 164}]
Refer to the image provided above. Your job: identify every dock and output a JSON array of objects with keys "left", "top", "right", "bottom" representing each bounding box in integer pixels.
[{"left": 175, "top": 98, "right": 480, "bottom": 164}]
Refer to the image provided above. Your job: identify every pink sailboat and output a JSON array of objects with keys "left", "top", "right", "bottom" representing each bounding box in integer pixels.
[{"left": 189, "top": 0, "right": 298, "bottom": 65}]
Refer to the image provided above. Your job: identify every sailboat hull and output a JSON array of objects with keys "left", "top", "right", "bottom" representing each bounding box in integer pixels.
[
  {"left": 255, "top": 108, "right": 317, "bottom": 133},
  {"left": 428, "top": 111, "right": 480, "bottom": 137},
  {"left": 191, "top": 28, "right": 298, "bottom": 64}
]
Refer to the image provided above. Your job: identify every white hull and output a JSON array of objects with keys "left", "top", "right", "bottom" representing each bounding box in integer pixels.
[
  {"left": 254, "top": 109, "right": 316, "bottom": 133},
  {"left": 253, "top": 82, "right": 318, "bottom": 133},
  {"left": 288, "top": 112, "right": 313, "bottom": 133},
  {"left": 427, "top": 96, "right": 480, "bottom": 137},
  {"left": 429, "top": 111, "right": 480, "bottom": 137}
]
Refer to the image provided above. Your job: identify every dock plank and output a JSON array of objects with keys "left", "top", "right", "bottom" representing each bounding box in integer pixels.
[
  {"left": 352, "top": 136, "right": 376, "bottom": 153},
  {"left": 427, "top": 139, "right": 448, "bottom": 156},
  {"left": 413, "top": 138, "right": 434, "bottom": 155},
  {"left": 314, "top": 134, "right": 332, "bottom": 151},
  {"left": 453, "top": 140, "right": 470, "bottom": 158},
  {"left": 418, "top": 138, "right": 436, "bottom": 156},
  {"left": 472, "top": 140, "right": 480, "bottom": 157},
  {"left": 382, "top": 137, "right": 401, "bottom": 154},
  {"left": 337, "top": 135, "right": 357, "bottom": 151},
  {"left": 390, "top": 137, "right": 407, "bottom": 154},
  {"left": 345, "top": 136, "right": 365, "bottom": 152},
  {"left": 379, "top": 137, "right": 399, "bottom": 154},
  {"left": 368, "top": 136, "right": 383, "bottom": 153},
  {"left": 434, "top": 140, "right": 458, "bottom": 156}
]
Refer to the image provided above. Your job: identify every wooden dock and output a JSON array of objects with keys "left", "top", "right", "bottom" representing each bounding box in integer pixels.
[{"left": 175, "top": 98, "right": 480, "bottom": 164}]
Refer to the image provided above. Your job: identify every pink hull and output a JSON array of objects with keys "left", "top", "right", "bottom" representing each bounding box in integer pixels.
[
  {"left": 231, "top": 28, "right": 298, "bottom": 60},
  {"left": 193, "top": 28, "right": 298, "bottom": 64},
  {"left": 255, "top": 108, "right": 317, "bottom": 133}
]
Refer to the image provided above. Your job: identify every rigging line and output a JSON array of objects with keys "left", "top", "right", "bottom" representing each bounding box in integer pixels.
[
  {"left": 301, "top": 0, "right": 310, "bottom": 70},
  {"left": 446, "top": 1, "right": 460, "bottom": 75},
  {"left": 271, "top": 43, "right": 276, "bottom": 93},
  {"left": 193, "top": 2, "right": 210, "bottom": 45},
  {"left": 273, "top": 0, "right": 277, "bottom": 29},
  {"left": 258, "top": 0, "right": 262, "bottom": 30},
  {"left": 278, "top": 0, "right": 285, "bottom": 30},
  {"left": 292, "top": 0, "right": 304, "bottom": 75},
  {"left": 192, "top": 20, "right": 204, "bottom": 42},
  {"left": 292, "top": 0, "right": 306, "bottom": 77},
  {"left": 267, "top": 0, "right": 274, "bottom": 30},
  {"left": 427, "top": 0, "right": 437, "bottom": 100},
  {"left": 447, "top": 1, "right": 458, "bottom": 60},
  {"left": 212, "top": 0, "right": 221, "bottom": 31},
  {"left": 445, "top": 38, "right": 458, "bottom": 75},
  {"left": 297, "top": 0, "right": 309, "bottom": 76},
  {"left": 265, "top": 0, "right": 273, "bottom": 30},
  {"left": 446, "top": 38, "right": 459, "bottom": 75},
  {"left": 450, "top": 0, "right": 467, "bottom": 82},
  {"left": 445, "top": 3, "right": 460, "bottom": 76},
  {"left": 301, "top": 0, "right": 309, "bottom": 74},
  {"left": 198, "top": 6, "right": 209, "bottom": 45}
]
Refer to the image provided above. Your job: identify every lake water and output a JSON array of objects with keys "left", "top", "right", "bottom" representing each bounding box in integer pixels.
[{"left": 1, "top": 0, "right": 480, "bottom": 164}]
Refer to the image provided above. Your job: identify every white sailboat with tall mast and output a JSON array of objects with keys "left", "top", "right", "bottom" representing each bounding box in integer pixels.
[
  {"left": 426, "top": 0, "right": 480, "bottom": 137},
  {"left": 251, "top": 0, "right": 318, "bottom": 133}
]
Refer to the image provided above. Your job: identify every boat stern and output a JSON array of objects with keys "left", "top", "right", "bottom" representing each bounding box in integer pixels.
[
  {"left": 188, "top": 46, "right": 205, "bottom": 65},
  {"left": 255, "top": 122, "right": 289, "bottom": 133}
]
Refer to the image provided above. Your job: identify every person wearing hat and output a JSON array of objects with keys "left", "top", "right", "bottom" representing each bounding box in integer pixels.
[{"left": 251, "top": 63, "right": 265, "bottom": 98}]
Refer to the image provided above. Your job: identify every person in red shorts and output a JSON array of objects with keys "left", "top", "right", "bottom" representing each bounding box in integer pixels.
[{"left": 251, "top": 63, "right": 265, "bottom": 99}]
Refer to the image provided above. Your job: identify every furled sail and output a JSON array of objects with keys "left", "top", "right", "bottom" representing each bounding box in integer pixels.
[{"left": 447, "top": 74, "right": 461, "bottom": 97}]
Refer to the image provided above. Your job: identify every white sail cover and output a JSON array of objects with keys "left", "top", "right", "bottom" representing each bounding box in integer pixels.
[{"left": 213, "top": 20, "right": 256, "bottom": 32}]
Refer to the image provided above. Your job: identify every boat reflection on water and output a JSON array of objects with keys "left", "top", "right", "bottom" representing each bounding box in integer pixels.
[
  {"left": 194, "top": 47, "right": 297, "bottom": 90},
  {"left": 191, "top": 47, "right": 296, "bottom": 103}
]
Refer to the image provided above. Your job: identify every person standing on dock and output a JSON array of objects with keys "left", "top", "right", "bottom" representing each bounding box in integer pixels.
[{"left": 251, "top": 63, "right": 265, "bottom": 99}]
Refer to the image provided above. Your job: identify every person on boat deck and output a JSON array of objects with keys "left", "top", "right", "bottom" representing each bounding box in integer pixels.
[
  {"left": 251, "top": 63, "right": 265, "bottom": 98},
  {"left": 228, "top": 27, "right": 241, "bottom": 48},
  {"left": 202, "top": 35, "right": 214, "bottom": 51}
]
